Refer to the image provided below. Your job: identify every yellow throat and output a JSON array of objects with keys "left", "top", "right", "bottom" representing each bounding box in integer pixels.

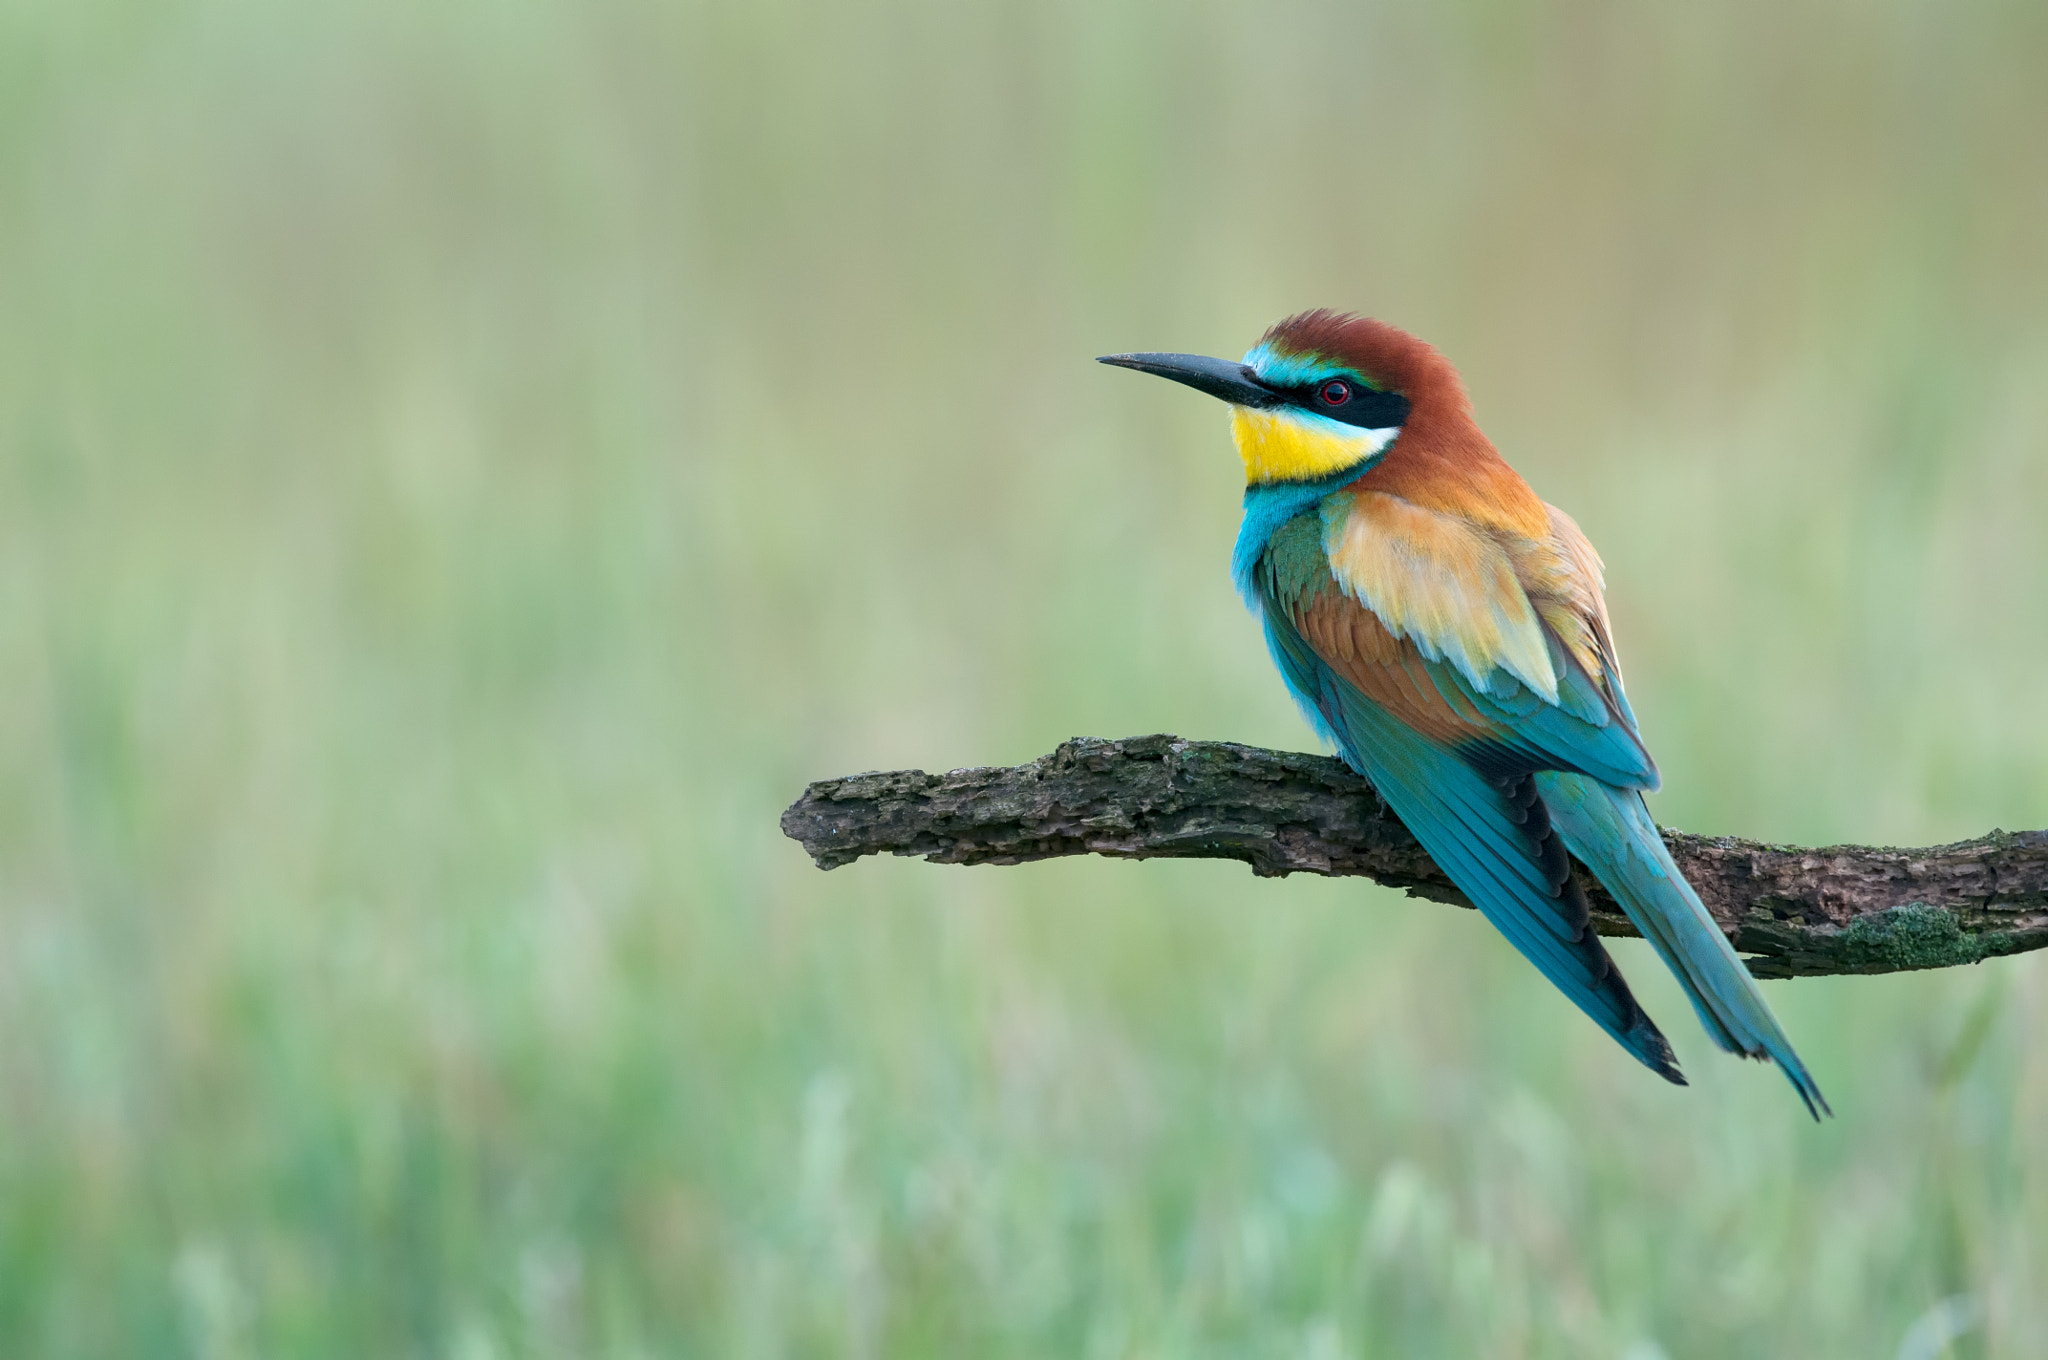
[{"left": 1229, "top": 405, "right": 1399, "bottom": 486}]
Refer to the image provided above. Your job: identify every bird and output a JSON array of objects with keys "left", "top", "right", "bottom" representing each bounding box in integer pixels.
[{"left": 1099, "top": 310, "right": 1828, "bottom": 1118}]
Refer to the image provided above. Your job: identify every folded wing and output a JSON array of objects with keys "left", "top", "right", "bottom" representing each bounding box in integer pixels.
[
  {"left": 1257, "top": 493, "right": 1826, "bottom": 1113},
  {"left": 1254, "top": 509, "right": 1682, "bottom": 1081}
]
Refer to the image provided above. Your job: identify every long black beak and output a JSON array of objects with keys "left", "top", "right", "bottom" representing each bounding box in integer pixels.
[{"left": 1097, "top": 352, "right": 1282, "bottom": 408}]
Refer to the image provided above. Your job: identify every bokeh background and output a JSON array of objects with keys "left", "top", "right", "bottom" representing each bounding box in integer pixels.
[{"left": 2, "top": 0, "right": 2046, "bottom": 1355}]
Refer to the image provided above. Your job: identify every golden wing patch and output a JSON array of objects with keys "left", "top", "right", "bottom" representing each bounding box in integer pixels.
[
  {"left": 1511, "top": 504, "right": 1626, "bottom": 704},
  {"left": 1321, "top": 490, "right": 1559, "bottom": 702}
]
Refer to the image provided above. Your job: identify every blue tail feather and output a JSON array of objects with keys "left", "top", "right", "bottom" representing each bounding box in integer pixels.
[{"left": 1536, "top": 772, "right": 1831, "bottom": 1120}]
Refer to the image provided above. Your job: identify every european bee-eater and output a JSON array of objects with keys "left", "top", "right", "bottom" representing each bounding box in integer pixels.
[{"left": 1101, "top": 310, "right": 1827, "bottom": 1118}]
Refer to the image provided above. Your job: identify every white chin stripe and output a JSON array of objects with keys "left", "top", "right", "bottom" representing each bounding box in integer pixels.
[{"left": 1356, "top": 426, "right": 1400, "bottom": 456}]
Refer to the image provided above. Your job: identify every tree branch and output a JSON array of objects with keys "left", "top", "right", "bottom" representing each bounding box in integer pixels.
[{"left": 781, "top": 734, "right": 2048, "bottom": 979}]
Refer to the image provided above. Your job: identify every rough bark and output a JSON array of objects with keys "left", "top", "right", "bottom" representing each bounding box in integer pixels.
[{"left": 781, "top": 734, "right": 2048, "bottom": 979}]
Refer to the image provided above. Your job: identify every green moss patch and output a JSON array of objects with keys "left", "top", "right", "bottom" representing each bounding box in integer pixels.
[{"left": 1835, "top": 903, "right": 1987, "bottom": 972}]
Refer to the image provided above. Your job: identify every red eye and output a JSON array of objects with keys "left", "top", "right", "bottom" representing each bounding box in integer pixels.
[{"left": 1319, "top": 380, "right": 1350, "bottom": 405}]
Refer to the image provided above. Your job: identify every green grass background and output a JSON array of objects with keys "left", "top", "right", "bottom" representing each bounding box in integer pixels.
[{"left": 2, "top": 0, "right": 2046, "bottom": 1355}]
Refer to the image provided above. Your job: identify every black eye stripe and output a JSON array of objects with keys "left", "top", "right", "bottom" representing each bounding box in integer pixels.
[{"left": 1285, "top": 382, "right": 1410, "bottom": 430}]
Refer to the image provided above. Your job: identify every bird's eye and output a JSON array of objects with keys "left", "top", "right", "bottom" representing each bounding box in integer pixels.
[{"left": 1318, "top": 380, "right": 1350, "bottom": 405}]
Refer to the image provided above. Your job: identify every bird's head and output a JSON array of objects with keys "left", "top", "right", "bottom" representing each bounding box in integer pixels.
[{"left": 1101, "top": 310, "right": 1467, "bottom": 489}]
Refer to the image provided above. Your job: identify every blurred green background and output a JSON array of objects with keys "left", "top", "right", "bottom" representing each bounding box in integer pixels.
[{"left": 2, "top": 0, "right": 2046, "bottom": 1355}]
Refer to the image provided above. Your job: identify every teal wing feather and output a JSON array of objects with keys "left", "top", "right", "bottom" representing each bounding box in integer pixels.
[
  {"left": 1260, "top": 603, "right": 1685, "bottom": 1083},
  {"left": 1412, "top": 626, "right": 1659, "bottom": 791}
]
